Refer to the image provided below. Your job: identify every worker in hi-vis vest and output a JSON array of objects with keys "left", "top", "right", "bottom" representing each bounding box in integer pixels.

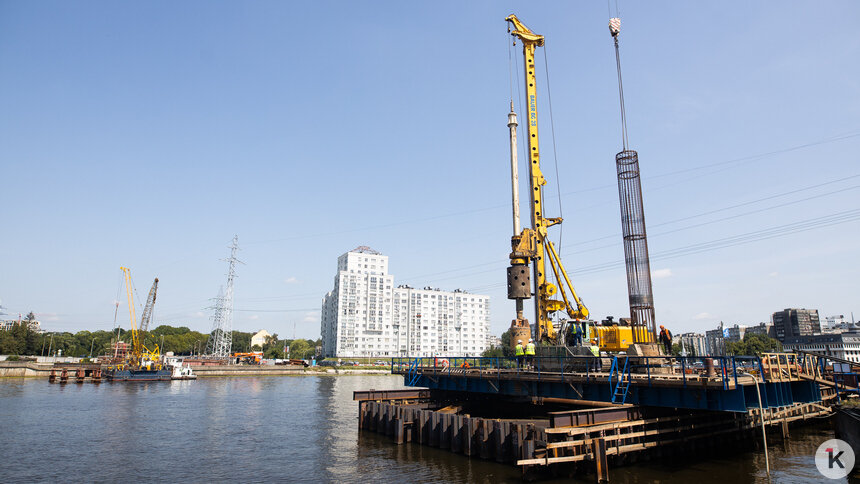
[
  {"left": 515, "top": 340, "right": 524, "bottom": 369},
  {"left": 525, "top": 338, "right": 536, "bottom": 369},
  {"left": 589, "top": 339, "right": 601, "bottom": 371},
  {"left": 568, "top": 322, "right": 582, "bottom": 347}
]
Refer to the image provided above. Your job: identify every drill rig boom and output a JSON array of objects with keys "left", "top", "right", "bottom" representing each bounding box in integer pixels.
[{"left": 506, "top": 15, "right": 588, "bottom": 344}]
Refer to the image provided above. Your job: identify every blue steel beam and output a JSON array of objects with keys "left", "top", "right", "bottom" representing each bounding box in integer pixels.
[{"left": 404, "top": 373, "right": 822, "bottom": 413}]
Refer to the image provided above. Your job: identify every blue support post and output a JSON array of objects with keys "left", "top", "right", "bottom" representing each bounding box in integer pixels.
[
  {"left": 732, "top": 357, "right": 738, "bottom": 387},
  {"left": 682, "top": 357, "right": 686, "bottom": 388},
  {"left": 647, "top": 356, "right": 651, "bottom": 386}
]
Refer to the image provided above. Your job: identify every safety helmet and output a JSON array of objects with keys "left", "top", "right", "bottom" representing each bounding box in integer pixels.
[
  {"left": 529, "top": 338, "right": 533, "bottom": 342},
  {"left": 517, "top": 340, "right": 522, "bottom": 343}
]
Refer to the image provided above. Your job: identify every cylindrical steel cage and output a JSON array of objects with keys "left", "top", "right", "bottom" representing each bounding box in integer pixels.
[{"left": 616, "top": 150, "right": 656, "bottom": 344}]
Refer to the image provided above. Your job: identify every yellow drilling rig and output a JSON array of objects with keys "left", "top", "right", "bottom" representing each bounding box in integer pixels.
[
  {"left": 505, "top": 15, "right": 650, "bottom": 353},
  {"left": 505, "top": 15, "right": 589, "bottom": 348}
]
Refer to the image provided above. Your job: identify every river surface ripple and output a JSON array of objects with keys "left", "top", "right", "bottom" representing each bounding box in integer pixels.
[{"left": 0, "top": 376, "right": 855, "bottom": 483}]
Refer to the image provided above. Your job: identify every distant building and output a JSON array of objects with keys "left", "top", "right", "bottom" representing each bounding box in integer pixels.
[
  {"left": 486, "top": 334, "right": 502, "bottom": 349},
  {"left": 772, "top": 308, "right": 821, "bottom": 342},
  {"left": 705, "top": 326, "right": 726, "bottom": 356},
  {"left": 250, "top": 330, "right": 271, "bottom": 349},
  {"left": 821, "top": 315, "right": 859, "bottom": 334},
  {"left": 724, "top": 324, "right": 745, "bottom": 343},
  {"left": 783, "top": 332, "right": 860, "bottom": 363},
  {"left": 321, "top": 247, "right": 490, "bottom": 358},
  {"left": 744, "top": 322, "right": 775, "bottom": 338},
  {"left": 679, "top": 333, "right": 707, "bottom": 357},
  {"left": 1, "top": 319, "right": 42, "bottom": 333}
]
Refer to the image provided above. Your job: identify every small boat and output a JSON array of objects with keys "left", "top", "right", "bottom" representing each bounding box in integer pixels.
[{"left": 165, "top": 356, "right": 197, "bottom": 380}]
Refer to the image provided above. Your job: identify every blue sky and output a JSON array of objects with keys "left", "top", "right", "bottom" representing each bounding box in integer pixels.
[{"left": 1, "top": 1, "right": 858, "bottom": 340}]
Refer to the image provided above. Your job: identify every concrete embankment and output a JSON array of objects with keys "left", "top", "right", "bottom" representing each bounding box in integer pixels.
[
  {"left": 191, "top": 365, "right": 391, "bottom": 377},
  {"left": 0, "top": 362, "right": 55, "bottom": 377},
  {"left": 0, "top": 361, "right": 391, "bottom": 378}
]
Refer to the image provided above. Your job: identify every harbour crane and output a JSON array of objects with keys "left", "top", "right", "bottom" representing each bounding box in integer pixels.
[
  {"left": 505, "top": 15, "right": 589, "bottom": 345},
  {"left": 120, "top": 267, "right": 161, "bottom": 367}
]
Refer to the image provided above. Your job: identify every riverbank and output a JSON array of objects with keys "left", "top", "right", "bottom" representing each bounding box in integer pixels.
[{"left": 0, "top": 361, "right": 391, "bottom": 378}]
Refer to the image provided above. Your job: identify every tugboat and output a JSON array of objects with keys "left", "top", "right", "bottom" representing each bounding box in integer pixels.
[{"left": 165, "top": 356, "right": 197, "bottom": 380}]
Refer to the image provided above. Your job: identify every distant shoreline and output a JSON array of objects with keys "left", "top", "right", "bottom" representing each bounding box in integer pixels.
[{"left": 0, "top": 361, "right": 391, "bottom": 378}]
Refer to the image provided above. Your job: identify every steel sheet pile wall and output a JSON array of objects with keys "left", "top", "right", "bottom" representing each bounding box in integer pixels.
[{"left": 357, "top": 400, "right": 546, "bottom": 464}]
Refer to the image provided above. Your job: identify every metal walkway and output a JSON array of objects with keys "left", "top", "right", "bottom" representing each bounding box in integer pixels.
[{"left": 391, "top": 352, "right": 856, "bottom": 413}]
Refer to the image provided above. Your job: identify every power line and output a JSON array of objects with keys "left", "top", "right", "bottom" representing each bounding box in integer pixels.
[
  {"left": 457, "top": 208, "right": 860, "bottom": 292},
  {"left": 397, "top": 174, "right": 860, "bottom": 282},
  {"left": 243, "top": 131, "right": 860, "bottom": 246}
]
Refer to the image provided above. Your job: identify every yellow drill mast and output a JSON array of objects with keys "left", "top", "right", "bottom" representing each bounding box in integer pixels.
[{"left": 506, "top": 15, "right": 588, "bottom": 344}]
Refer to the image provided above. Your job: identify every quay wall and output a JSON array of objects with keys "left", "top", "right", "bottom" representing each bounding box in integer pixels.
[
  {"left": 0, "top": 362, "right": 54, "bottom": 377},
  {"left": 0, "top": 361, "right": 391, "bottom": 378}
]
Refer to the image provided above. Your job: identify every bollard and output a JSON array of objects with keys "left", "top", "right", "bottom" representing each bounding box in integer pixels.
[{"left": 705, "top": 358, "right": 716, "bottom": 377}]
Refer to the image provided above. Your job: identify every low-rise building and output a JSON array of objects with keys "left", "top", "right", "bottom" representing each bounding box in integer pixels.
[
  {"left": 1, "top": 319, "right": 42, "bottom": 333},
  {"left": 783, "top": 332, "right": 860, "bottom": 363},
  {"left": 250, "top": 329, "right": 271, "bottom": 349},
  {"left": 744, "top": 322, "right": 775, "bottom": 338}
]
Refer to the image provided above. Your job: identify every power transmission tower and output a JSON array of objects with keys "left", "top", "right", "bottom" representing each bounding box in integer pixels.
[{"left": 205, "top": 235, "right": 242, "bottom": 357}]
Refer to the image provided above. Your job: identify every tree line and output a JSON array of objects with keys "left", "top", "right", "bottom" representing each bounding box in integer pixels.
[{"left": 0, "top": 323, "right": 321, "bottom": 360}]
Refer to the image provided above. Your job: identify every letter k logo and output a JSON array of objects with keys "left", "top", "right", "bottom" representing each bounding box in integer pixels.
[{"left": 828, "top": 448, "right": 845, "bottom": 469}]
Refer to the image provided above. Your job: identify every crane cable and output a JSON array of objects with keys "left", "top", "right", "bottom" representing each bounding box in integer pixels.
[
  {"left": 542, "top": 46, "right": 565, "bottom": 253},
  {"left": 610, "top": 16, "right": 629, "bottom": 150}
]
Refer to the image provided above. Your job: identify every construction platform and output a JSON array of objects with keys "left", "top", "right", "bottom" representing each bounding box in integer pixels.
[
  {"left": 389, "top": 352, "right": 857, "bottom": 412},
  {"left": 357, "top": 352, "right": 856, "bottom": 480}
]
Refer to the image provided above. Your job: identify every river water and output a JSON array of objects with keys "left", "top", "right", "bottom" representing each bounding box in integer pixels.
[{"left": 0, "top": 375, "right": 855, "bottom": 483}]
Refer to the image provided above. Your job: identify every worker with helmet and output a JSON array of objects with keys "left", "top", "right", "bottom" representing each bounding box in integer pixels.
[
  {"left": 659, "top": 325, "right": 673, "bottom": 355},
  {"left": 525, "top": 338, "right": 536, "bottom": 369},
  {"left": 515, "top": 339, "right": 525, "bottom": 369},
  {"left": 568, "top": 321, "right": 582, "bottom": 347},
  {"left": 589, "top": 339, "right": 601, "bottom": 371}
]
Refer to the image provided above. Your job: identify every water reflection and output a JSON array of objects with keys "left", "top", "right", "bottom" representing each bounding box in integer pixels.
[{"left": 0, "top": 377, "right": 855, "bottom": 483}]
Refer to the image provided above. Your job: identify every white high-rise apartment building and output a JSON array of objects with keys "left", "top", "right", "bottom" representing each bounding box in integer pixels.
[{"left": 321, "top": 247, "right": 490, "bottom": 358}]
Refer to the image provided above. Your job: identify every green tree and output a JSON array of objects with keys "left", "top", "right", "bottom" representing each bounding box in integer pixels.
[
  {"left": 727, "top": 333, "right": 782, "bottom": 356},
  {"left": 264, "top": 346, "right": 284, "bottom": 359},
  {"left": 499, "top": 329, "right": 514, "bottom": 358},
  {"left": 481, "top": 347, "right": 504, "bottom": 358},
  {"left": 288, "top": 339, "right": 312, "bottom": 359}
]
